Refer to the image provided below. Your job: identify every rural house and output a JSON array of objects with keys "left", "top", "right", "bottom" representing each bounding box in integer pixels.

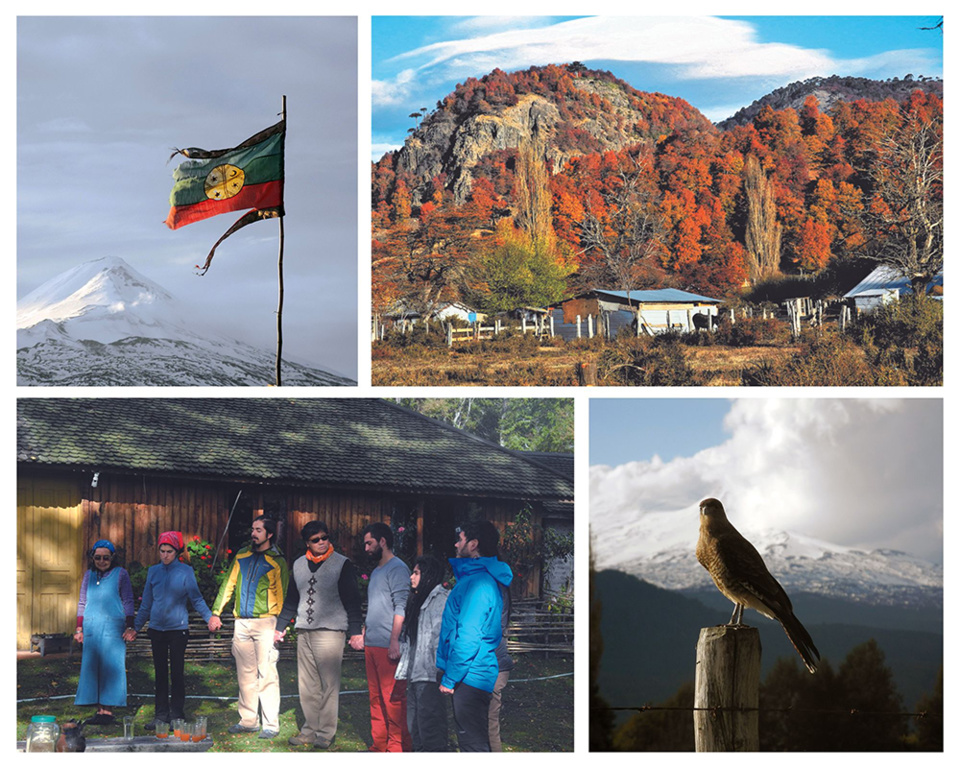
[
  {"left": 844, "top": 265, "right": 944, "bottom": 312},
  {"left": 16, "top": 398, "right": 573, "bottom": 649},
  {"left": 555, "top": 288, "right": 721, "bottom": 339}
]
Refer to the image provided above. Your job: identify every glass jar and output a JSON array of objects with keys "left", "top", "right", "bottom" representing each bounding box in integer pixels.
[{"left": 25, "top": 715, "right": 60, "bottom": 752}]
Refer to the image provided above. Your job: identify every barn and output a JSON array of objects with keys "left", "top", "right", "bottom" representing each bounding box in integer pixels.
[
  {"left": 16, "top": 398, "right": 573, "bottom": 649},
  {"left": 844, "top": 265, "right": 944, "bottom": 312},
  {"left": 555, "top": 288, "right": 721, "bottom": 339}
]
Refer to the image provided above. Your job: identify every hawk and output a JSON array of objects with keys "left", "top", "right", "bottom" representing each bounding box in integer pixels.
[{"left": 696, "top": 497, "right": 820, "bottom": 673}]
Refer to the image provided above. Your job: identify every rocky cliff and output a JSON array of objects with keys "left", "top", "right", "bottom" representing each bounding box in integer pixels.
[{"left": 379, "top": 64, "right": 714, "bottom": 205}]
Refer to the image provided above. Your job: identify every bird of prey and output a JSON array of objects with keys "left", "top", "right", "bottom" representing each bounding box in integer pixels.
[{"left": 696, "top": 497, "right": 820, "bottom": 674}]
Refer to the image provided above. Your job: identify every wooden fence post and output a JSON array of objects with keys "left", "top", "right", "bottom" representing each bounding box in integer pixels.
[
  {"left": 587, "top": 314, "right": 594, "bottom": 339},
  {"left": 694, "top": 625, "right": 760, "bottom": 751},
  {"left": 576, "top": 314, "right": 582, "bottom": 339},
  {"left": 446, "top": 322, "right": 453, "bottom": 348},
  {"left": 577, "top": 361, "right": 597, "bottom": 386}
]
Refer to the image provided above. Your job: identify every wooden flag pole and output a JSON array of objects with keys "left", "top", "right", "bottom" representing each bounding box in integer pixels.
[{"left": 275, "top": 94, "right": 286, "bottom": 386}]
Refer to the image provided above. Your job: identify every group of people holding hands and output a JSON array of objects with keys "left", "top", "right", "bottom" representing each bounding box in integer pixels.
[{"left": 74, "top": 516, "right": 514, "bottom": 752}]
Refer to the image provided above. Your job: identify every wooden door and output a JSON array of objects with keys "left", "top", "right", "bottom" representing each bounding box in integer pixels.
[{"left": 17, "top": 475, "right": 84, "bottom": 649}]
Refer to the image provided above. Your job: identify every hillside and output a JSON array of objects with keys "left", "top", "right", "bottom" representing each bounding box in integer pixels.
[
  {"left": 593, "top": 569, "right": 942, "bottom": 714},
  {"left": 375, "top": 63, "right": 713, "bottom": 206},
  {"left": 717, "top": 74, "right": 943, "bottom": 130},
  {"left": 372, "top": 64, "right": 942, "bottom": 314}
]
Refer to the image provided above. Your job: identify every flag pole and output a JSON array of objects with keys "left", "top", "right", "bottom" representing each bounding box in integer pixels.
[{"left": 275, "top": 94, "right": 286, "bottom": 386}]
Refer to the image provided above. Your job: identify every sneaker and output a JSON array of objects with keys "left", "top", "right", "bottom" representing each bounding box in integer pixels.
[
  {"left": 227, "top": 723, "right": 260, "bottom": 734},
  {"left": 288, "top": 733, "right": 314, "bottom": 746},
  {"left": 258, "top": 729, "right": 279, "bottom": 739}
]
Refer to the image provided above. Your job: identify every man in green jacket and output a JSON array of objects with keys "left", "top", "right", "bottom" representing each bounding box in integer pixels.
[{"left": 210, "top": 516, "right": 289, "bottom": 739}]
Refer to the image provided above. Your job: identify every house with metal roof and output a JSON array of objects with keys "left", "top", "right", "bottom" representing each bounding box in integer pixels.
[
  {"left": 554, "top": 288, "right": 721, "bottom": 339},
  {"left": 844, "top": 265, "right": 944, "bottom": 312},
  {"left": 16, "top": 398, "right": 573, "bottom": 648}
]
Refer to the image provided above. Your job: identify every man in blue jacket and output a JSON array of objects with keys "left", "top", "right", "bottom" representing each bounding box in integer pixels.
[{"left": 437, "top": 520, "right": 513, "bottom": 752}]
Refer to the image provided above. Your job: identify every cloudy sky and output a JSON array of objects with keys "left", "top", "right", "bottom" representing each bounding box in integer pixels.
[
  {"left": 18, "top": 16, "right": 358, "bottom": 379},
  {"left": 590, "top": 398, "right": 943, "bottom": 563},
  {"left": 372, "top": 15, "right": 943, "bottom": 160}
]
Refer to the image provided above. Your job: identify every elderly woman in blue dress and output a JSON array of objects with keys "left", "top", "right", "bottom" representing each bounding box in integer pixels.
[{"left": 73, "top": 539, "right": 136, "bottom": 725}]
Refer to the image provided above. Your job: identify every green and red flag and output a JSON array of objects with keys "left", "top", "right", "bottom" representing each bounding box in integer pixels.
[{"left": 166, "top": 120, "right": 285, "bottom": 273}]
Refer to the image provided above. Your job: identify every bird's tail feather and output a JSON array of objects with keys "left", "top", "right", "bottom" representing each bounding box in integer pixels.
[{"left": 779, "top": 612, "right": 820, "bottom": 674}]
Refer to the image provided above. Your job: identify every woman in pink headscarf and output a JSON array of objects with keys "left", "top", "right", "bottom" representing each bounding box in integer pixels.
[{"left": 131, "top": 532, "right": 218, "bottom": 729}]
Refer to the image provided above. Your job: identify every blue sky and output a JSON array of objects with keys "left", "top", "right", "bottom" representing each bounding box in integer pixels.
[
  {"left": 590, "top": 398, "right": 733, "bottom": 466},
  {"left": 18, "top": 17, "right": 358, "bottom": 379},
  {"left": 372, "top": 15, "right": 943, "bottom": 160}
]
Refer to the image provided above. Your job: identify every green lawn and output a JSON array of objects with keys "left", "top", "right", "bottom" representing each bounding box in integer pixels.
[{"left": 17, "top": 653, "right": 573, "bottom": 752}]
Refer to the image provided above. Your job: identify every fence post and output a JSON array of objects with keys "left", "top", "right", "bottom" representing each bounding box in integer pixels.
[
  {"left": 577, "top": 361, "right": 597, "bottom": 386},
  {"left": 446, "top": 322, "right": 453, "bottom": 348},
  {"left": 587, "top": 314, "right": 594, "bottom": 339},
  {"left": 549, "top": 313, "right": 555, "bottom": 338},
  {"left": 694, "top": 625, "right": 760, "bottom": 751}
]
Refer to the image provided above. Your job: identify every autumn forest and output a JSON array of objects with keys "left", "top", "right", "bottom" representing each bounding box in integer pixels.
[{"left": 372, "top": 63, "right": 941, "bottom": 315}]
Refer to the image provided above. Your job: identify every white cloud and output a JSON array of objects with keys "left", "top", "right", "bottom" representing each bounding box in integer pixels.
[
  {"left": 392, "top": 17, "right": 835, "bottom": 81},
  {"left": 591, "top": 399, "right": 943, "bottom": 562}
]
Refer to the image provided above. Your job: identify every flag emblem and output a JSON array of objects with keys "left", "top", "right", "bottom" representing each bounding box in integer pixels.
[{"left": 205, "top": 164, "right": 245, "bottom": 200}]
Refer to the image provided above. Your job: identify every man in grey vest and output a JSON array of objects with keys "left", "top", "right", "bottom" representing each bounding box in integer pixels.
[{"left": 275, "top": 521, "right": 363, "bottom": 749}]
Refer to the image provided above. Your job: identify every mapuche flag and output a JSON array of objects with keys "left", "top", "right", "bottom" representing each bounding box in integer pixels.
[{"left": 166, "top": 120, "right": 285, "bottom": 273}]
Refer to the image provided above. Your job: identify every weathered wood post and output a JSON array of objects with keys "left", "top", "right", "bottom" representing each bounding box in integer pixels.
[
  {"left": 446, "top": 322, "right": 453, "bottom": 348},
  {"left": 694, "top": 625, "right": 760, "bottom": 751},
  {"left": 576, "top": 314, "right": 582, "bottom": 339},
  {"left": 576, "top": 361, "right": 597, "bottom": 386},
  {"left": 549, "top": 313, "right": 555, "bottom": 338},
  {"left": 587, "top": 314, "right": 594, "bottom": 339}
]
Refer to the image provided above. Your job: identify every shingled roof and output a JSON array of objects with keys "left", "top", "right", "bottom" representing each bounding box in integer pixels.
[{"left": 17, "top": 398, "right": 574, "bottom": 501}]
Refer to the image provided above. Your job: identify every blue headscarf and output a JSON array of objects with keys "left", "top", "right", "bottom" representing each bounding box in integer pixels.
[{"left": 91, "top": 539, "right": 116, "bottom": 554}]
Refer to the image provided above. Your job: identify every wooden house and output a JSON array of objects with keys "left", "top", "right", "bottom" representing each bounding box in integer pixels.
[
  {"left": 555, "top": 288, "right": 721, "bottom": 339},
  {"left": 16, "top": 398, "right": 573, "bottom": 649}
]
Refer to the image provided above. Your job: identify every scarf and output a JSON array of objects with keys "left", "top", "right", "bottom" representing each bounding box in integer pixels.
[{"left": 305, "top": 543, "right": 335, "bottom": 564}]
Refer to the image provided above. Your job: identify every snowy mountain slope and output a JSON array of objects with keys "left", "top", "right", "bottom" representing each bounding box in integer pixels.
[
  {"left": 591, "top": 471, "right": 942, "bottom": 608},
  {"left": 17, "top": 256, "right": 354, "bottom": 386}
]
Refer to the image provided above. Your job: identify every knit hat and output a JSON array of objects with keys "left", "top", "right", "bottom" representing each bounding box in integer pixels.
[{"left": 158, "top": 531, "right": 184, "bottom": 551}]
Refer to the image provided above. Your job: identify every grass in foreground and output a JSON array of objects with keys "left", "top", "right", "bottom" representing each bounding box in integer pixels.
[{"left": 17, "top": 653, "right": 573, "bottom": 752}]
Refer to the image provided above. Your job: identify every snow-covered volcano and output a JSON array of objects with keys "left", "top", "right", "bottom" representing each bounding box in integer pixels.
[
  {"left": 17, "top": 256, "right": 354, "bottom": 386},
  {"left": 591, "top": 476, "right": 942, "bottom": 609}
]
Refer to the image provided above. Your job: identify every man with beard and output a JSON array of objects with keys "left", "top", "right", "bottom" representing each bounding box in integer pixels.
[
  {"left": 437, "top": 521, "right": 513, "bottom": 752},
  {"left": 210, "top": 516, "right": 289, "bottom": 739},
  {"left": 275, "top": 521, "right": 363, "bottom": 749},
  {"left": 351, "top": 522, "right": 411, "bottom": 751}
]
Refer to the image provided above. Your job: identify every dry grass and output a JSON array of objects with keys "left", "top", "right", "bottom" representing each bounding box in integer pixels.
[
  {"left": 371, "top": 340, "right": 806, "bottom": 386},
  {"left": 684, "top": 345, "right": 804, "bottom": 386}
]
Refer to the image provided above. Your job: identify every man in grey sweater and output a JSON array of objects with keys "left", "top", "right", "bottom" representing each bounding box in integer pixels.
[
  {"left": 275, "top": 521, "right": 363, "bottom": 749},
  {"left": 351, "top": 522, "right": 411, "bottom": 752}
]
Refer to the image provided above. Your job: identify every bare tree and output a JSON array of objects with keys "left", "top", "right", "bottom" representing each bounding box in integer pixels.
[
  {"left": 743, "top": 155, "right": 781, "bottom": 283},
  {"left": 578, "top": 153, "right": 666, "bottom": 298},
  {"left": 515, "top": 127, "right": 554, "bottom": 245},
  {"left": 865, "top": 106, "right": 943, "bottom": 296}
]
